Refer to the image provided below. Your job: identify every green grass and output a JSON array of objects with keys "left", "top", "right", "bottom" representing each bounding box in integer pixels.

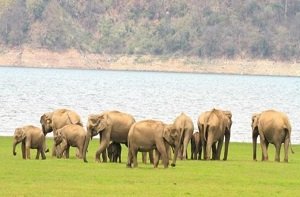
[{"left": 0, "top": 136, "right": 299, "bottom": 196}]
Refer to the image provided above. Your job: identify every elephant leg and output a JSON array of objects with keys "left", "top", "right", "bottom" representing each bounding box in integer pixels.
[
  {"left": 182, "top": 133, "right": 191, "bottom": 160},
  {"left": 21, "top": 141, "right": 26, "bottom": 159},
  {"left": 77, "top": 146, "right": 83, "bottom": 159},
  {"left": 216, "top": 137, "right": 224, "bottom": 160},
  {"left": 260, "top": 137, "right": 269, "bottom": 161},
  {"left": 40, "top": 147, "right": 46, "bottom": 160},
  {"left": 51, "top": 143, "right": 57, "bottom": 157},
  {"left": 198, "top": 140, "right": 202, "bottom": 160},
  {"left": 156, "top": 142, "right": 169, "bottom": 168},
  {"left": 142, "top": 152, "right": 147, "bottom": 164},
  {"left": 26, "top": 146, "right": 31, "bottom": 159},
  {"left": 274, "top": 143, "right": 281, "bottom": 162},
  {"left": 149, "top": 150, "right": 154, "bottom": 164},
  {"left": 133, "top": 149, "right": 138, "bottom": 168},
  {"left": 118, "top": 153, "right": 121, "bottom": 163},
  {"left": 212, "top": 143, "right": 217, "bottom": 160},
  {"left": 203, "top": 141, "right": 208, "bottom": 160},
  {"left": 65, "top": 146, "right": 70, "bottom": 159},
  {"left": 284, "top": 136, "right": 289, "bottom": 162},
  {"left": 126, "top": 148, "right": 133, "bottom": 168},
  {"left": 223, "top": 132, "right": 230, "bottom": 160},
  {"left": 153, "top": 149, "right": 160, "bottom": 168},
  {"left": 36, "top": 149, "right": 40, "bottom": 159},
  {"left": 96, "top": 134, "right": 109, "bottom": 162}
]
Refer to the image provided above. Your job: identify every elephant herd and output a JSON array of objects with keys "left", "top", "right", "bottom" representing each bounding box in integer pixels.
[{"left": 12, "top": 108, "right": 294, "bottom": 168}]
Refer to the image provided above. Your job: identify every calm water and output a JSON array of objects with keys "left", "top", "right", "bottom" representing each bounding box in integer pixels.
[{"left": 0, "top": 67, "right": 299, "bottom": 143}]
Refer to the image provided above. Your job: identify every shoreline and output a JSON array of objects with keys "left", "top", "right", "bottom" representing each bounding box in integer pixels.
[{"left": 0, "top": 47, "right": 300, "bottom": 77}]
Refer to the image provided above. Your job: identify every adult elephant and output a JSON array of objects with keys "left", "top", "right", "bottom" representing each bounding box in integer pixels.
[
  {"left": 83, "top": 111, "right": 135, "bottom": 163},
  {"left": 127, "top": 120, "right": 181, "bottom": 168},
  {"left": 252, "top": 110, "right": 294, "bottom": 162},
  {"left": 200, "top": 109, "right": 232, "bottom": 160},
  {"left": 173, "top": 113, "right": 194, "bottom": 160},
  {"left": 54, "top": 124, "right": 87, "bottom": 159},
  {"left": 13, "top": 125, "right": 46, "bottom": 160},
  {"left": 40, "top": 108, "right": 83, "bottom": 156}
]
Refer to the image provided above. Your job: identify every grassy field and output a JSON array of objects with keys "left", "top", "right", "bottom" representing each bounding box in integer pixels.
[{"left": 0, "top": 136, "right": 299, "bottom": 196}]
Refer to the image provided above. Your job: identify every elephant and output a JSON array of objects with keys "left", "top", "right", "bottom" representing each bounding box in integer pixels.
[
  {"left": 190, "top": 132, "right": 201, "bottom": 160},
  {"left": 173, "top": 113, "right": 194, "bottom": 160},
  {"left": 84, "top": 111, "right": 135, "bottom": 163},
  {"left": 199, "top": 109, "right": 232, "bottom": 160},
  {"left": 40, "top": 108, "right": 83, "bottom": 156},
  {"left": 13, "top": 125, "right": 46, "bottom": 160},
  {"left": 252, "top": 109, "right": 294, "bottom": 162},
  {"left": 127, "top": 120, "right": 181, "bottom": 168},
  {"left": 107, "top": 142, "right": 122, "bottom": 163},
  {"left": 53, "top": 124, "right": 87, "bottom": 159}
]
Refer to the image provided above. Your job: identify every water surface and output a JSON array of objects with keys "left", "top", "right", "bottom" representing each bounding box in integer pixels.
[{"left": 0, "top": 67, "right": 299, "bottom": 143}]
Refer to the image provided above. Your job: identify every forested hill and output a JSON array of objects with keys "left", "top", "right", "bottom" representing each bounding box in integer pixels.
[{"left": 0, "top": 0, "right": 299, "bottom": 61}]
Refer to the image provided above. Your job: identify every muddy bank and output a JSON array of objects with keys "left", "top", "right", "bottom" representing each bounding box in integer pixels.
[{"left": 0, "top": 47, "right": 299, "bottom": 77}]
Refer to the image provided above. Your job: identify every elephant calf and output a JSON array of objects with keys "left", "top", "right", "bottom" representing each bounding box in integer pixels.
[
  {"left": 54, "top": 124, "right": 87, "bottom": 159},
  {"left": 191, "top": 132, "right": 202, "bottom": 160},
  {"left": 13, "top": 125, "right": 46, "bottom": 160},
  {"left": 107, "top": 142, "right": 122, "bottom": 163}
]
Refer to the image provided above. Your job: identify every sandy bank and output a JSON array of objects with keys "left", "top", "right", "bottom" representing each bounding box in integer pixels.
[{"left": 0, "top": 47, "right": 299, "bottom": 77}]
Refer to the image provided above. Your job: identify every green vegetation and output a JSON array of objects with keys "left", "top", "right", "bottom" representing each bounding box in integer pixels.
[
  {"left": 0, "top": 136, "right": 299, "bottom": 196},
  {"left": 0, "top": 0, "right": 299, "bottom": 61}
]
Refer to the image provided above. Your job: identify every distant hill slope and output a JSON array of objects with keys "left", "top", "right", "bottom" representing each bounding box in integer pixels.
[{"left": 0, "top": 0, "right": 299, "bottom": 61}]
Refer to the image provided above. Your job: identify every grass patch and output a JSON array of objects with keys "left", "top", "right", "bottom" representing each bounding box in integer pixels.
[{"left": 0, "top": 137, "right": 299, "bottom": 196}]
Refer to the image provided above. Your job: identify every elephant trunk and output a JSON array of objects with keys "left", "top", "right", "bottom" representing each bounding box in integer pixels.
[
  {"left": 252, "top": 132, "right": 258, "bottom": 161},
  {"left": 83, "top": 131, "right": 91, "bottom": 163},
  {"left": 13, "top": 140, "right": 19, "bottom": 156},
  {"left": 171, "top": 129, "right": 184, "bottom": 167}
]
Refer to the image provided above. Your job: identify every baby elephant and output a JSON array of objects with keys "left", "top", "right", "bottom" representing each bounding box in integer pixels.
[
  {"left": 107, "top": 142, "right": 122, "bottom": 163},
  {"left": 13, "top": 125, "right": 46, "bottom": 160},
  {"left": 54, "top": 124, "right": 87, "bottom": 159}
]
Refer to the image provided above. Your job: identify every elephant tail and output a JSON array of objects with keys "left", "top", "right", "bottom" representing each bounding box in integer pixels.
[
  {"left": 290, "top": 138, "right": 295, "bottom": 154},
  {"left": 285, "top": 127, "right": 294, "bottom": 154}
]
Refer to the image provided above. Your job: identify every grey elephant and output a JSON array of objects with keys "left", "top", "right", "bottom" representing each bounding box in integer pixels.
[
  {"left": 190, "top": 132, "right": 201, "bottom": 160},
  {"left": 54, "top": 124, "right": 87, "bottom": 159},
  {"left": 252, "top": 109, "right": 294, "bottom": 162},
  {"left": 127, "top": 120, "right": 181, "bottom": 168},
  {"left": 84, "top": 111, "right": 135, "bottom": 163},
  {"left": 173, "top": 113, "right": 194, "bottom": 160},
  {"left": 107, "top": 142, "right": 122, "bottom": 163},
  {"left": 13, "top": 125, "right": 46, "bottom": 160},
  {"left": 40, "top": 108, "right": 82, "bottom": 156},
  {"left": 199, "top": 109, "right": 232, "bottom": 160}
]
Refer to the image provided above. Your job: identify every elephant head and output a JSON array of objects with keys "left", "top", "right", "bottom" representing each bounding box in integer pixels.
[
  {"left": 40, "top": 112, "right": 53, "bottom": 135},
  {"left": 13, "top": 128, "right": 26, "bottom": 156},
  {"left": 53, "top": 129, "right": 63, "bottom": 146},
  {"left": 224, "top": 111, "right": 232, "bottom": 132},
  {"left": 163, "top": 124, "right": 181, "bottom": 167},
  {"left": 251, "top": 113, "right": 260, "bottom": 161},
  {"left": 83, "top": 114, "right": 110, "bottom": 162}
]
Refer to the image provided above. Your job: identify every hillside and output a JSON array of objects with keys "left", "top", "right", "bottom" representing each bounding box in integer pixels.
[{"left": 0, "top": 0, "right": 300, "bottom": 75}]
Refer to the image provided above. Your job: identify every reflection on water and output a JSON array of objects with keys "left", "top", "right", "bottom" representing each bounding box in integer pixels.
[{"left": 0, "top": 67, "right": 299, "bottom": 143}]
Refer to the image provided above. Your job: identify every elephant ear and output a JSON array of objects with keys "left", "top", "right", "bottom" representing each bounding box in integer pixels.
[
  {"left": 40, "top": 113, "right": 52, "bottom": 124},
  {"left": 163, "top": 125, "right": 178, "bottom": 145},
  {"left": 54, "top": 129, "right": 63, "bottom": 145},
  {"left": 15, "top": 128, "right": 26, "bottom": 140},
  {"left": 97, "top": 114, "right": 109, "bottom": 132},
  {"left": 251, "top": 113, "right": 260, "bottom": 131}
]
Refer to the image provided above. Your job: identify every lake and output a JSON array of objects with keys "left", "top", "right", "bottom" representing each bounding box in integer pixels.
[{"left": 0, "top": 66, "right": 299, "bottom": 144}]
